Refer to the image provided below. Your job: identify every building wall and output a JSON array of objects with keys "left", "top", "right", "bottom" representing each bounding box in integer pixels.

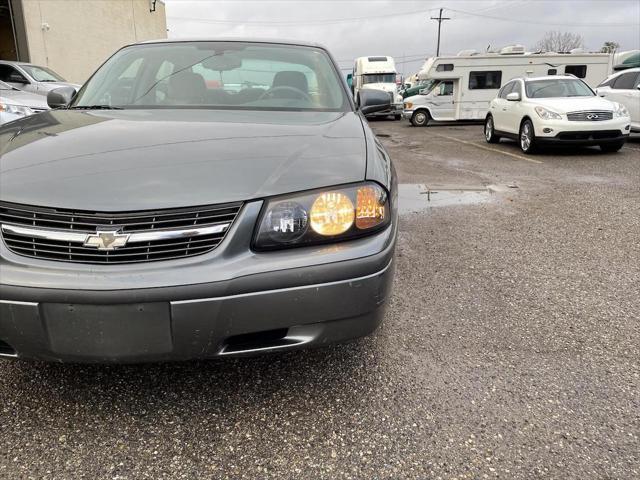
[{"left": 22, "top": 0, "right": 166, "bottom": 83}]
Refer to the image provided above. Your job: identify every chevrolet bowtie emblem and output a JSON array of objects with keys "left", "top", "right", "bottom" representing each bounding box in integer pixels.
[{"left": 83, "top": 229, "right": 130, "bottom": 251}]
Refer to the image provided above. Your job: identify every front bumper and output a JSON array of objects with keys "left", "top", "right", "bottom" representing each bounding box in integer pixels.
[
  {"left": 0, "top": 201, "right": 397, "bottom": 363},
  {"left": 534, "top": 117, "right": 630, "bottom": 145},
  {"left": 366, "top": 104, "right": 403, "bottom": 117}
]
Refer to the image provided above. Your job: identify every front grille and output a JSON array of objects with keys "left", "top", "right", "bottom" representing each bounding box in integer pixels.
[
  {"left": 567, "top": 111, "right": 613, "bottom": 122},
  {"left": 0, "top": 202, "right": 242, "bottom": 264},
  {"left": 556, "top": 130, "right": 621, "bottom": 140}
]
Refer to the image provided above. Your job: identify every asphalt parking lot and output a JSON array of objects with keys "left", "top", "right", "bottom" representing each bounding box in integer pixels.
[{"left": 1, "top": 120, "right": 639, "bottom": 480}]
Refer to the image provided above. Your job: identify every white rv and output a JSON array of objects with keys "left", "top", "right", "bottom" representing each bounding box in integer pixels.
[
  {"left": 351, "top": 56, "right": 403, "bottom": 119},
  {"left": 403, "top": 45, "right": 613, "bottom": 126}
]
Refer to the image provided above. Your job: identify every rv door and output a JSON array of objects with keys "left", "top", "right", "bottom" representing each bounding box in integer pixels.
[{"left": 429, "top": 80, "right": 456, "bottom": 121}]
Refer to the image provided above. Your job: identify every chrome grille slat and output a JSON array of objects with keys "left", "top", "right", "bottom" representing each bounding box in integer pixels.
[
  {"left": 0, "top": 202, "right": 242, "bottom": 264},
  {"left": 567, "top": 110, "right": 613, "bottom": 122}
]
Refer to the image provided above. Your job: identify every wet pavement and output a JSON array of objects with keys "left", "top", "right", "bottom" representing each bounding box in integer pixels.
[{"left": 1, "top": 120, "right": 639, "bottom": 479}]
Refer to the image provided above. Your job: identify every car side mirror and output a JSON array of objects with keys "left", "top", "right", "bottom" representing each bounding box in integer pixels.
[
  {"left": 506, "top": 92, "right": 521, "bottom": 101},
  {"left": 47, "top": 86, "right": 77, "bottom": 108},
  {"left": 637, "top": 84, "right": 640, "bottom": 90},
  {"left": 358, "top": 89, "right": 391, "bottom": 116},
  {"left": 432, "top": 89, "right": 440, "bottom": 97},
  {"left": 418, "top": 88, "right": 427, "bottom": 95}
]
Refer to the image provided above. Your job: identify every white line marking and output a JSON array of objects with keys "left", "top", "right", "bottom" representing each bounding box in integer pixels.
[{"left": 433, "top": 133, "right": 544, "bottom": 164}]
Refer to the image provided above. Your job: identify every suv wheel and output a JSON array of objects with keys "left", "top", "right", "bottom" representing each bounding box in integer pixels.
[
  {"left": 484, "top": 115, "right": 500, "bottom": 143},
  {"left": 411, "top": 110, "right": 429, "bottom": 127},
  {"left": 519, "top": 119, "right": 537, "bottom": 154}
]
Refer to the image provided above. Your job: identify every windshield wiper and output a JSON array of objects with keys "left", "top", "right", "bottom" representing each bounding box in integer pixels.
[{"left": 68, "top": 105, "right": 124, "bottom": 110}]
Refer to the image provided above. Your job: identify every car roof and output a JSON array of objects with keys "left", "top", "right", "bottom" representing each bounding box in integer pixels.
[
  {"left": 134, "top": 38, "right": 328, "bottom": 49},
  {"left": 505, "top": 75, "right": 581, "bottom": 83}
]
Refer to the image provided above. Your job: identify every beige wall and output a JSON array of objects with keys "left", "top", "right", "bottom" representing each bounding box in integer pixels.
[{"left": 22, "top": 0, "right": 167, "bottom": 83}]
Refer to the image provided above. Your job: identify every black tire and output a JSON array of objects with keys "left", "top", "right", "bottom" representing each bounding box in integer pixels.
[
  {"left": 484, "top": 115, "right": 500, "bottom": 143},
  {"left": 600, "top": 142, "right": 624, "bottom": 153},
  {"left": 394, "top": 114, "right": 402, "bottom": 121},
  {"left": 410, "top": 110, "right": 430, "bottom": 127},
  {"left": 519, "top": 119, "right": 537, "bottom": 154}
]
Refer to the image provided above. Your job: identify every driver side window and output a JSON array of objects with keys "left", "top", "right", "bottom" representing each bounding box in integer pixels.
[
  {"left": 439, "top": 81, "right": 453, "bottom": 96},
  {"left": 0, "top": 65, "right": 29, "bottom": 84}
]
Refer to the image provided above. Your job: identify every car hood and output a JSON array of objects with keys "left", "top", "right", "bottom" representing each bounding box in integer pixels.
[
  {"left": 0, "top": 90, "right": 49, "bottom": 110},
  {"left": 0, "top": 109, "right": 367, "bottom": 211},
  {"left": 528, "top": 96, "right": 615, "bottom": 113}
]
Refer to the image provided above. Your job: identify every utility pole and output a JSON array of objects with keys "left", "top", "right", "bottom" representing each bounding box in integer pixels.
[{"left": 430, "top": 8, "right": 451, "bottom": 57}]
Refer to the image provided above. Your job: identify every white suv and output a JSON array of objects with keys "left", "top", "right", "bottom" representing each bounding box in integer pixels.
[
  {"left": 484, "top": 75, "right": 631, "bottom": 154},
  {"left": 596, "top": 68, "right": 640, "bottom": 133}
]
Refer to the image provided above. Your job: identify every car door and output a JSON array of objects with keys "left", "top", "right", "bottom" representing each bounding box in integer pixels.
[
  {"left": 491, "top": 81, "right": 514, "bottom": 132},
  {"left": 0, "top": 64, "right": 34, "bottom": 93},
  {"left": 502, "top": 80, "right": 524, "bottom": 134},
  {"left": 429, "top": 80, "right": 455, "bottom": 120}
]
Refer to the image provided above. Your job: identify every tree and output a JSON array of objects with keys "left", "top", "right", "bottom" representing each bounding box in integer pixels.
[
  {"left": 534, "top": 31, "right": 585, "bottom": 52},
  {"left": 601, "top": 41, "right": 620, "bottom": 54}
]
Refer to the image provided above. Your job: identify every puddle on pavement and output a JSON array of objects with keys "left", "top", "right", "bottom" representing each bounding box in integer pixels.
[{"left": 399, "top": 183, "right": 503, "bottom": 214}]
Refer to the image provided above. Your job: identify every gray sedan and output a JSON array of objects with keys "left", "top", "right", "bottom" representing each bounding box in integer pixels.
[
  {"left": 0, "top": 60, "right": 80, "bottom": 96},
  {"left": 0, "top": 40, "right": 397, "bottom": 363}
]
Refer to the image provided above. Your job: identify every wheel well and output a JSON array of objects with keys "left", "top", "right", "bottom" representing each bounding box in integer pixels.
[{"left": 520, "top": 116, "right": 532, "bottom": 129}]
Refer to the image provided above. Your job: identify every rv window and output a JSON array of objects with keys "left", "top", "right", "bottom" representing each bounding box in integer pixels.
[
  {"left": 437, "top": 81, "right": 454, "bottom": 96},
  {"left": 612, "top": 71, "right": 639, "bottom": 89},
  {"left": 547, "top": 69, "right": 557, "bottom": 75},
  {"left": 469, "top": 71, "right": 502, "bottom": 89},
  {"left": 436, "top": 64, "right": 454, "bottom": 72},
  {"left": 367, "top": 57, "right": 388, "bottom": 62},
  {"left": 565, "top": 65, "right": 587, "bottom": 78}
]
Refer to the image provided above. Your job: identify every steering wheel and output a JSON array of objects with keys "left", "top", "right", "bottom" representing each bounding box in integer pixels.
[{"left": 259, "top": 85, "right": 312, "bottom": 103}]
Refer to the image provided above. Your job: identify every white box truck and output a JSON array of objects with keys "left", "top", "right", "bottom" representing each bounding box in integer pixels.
[
  {"left": 403, "top": 45, "right": 613, "bottom": 126},
  {"left": 351, "top": 56, "right": 403, "bottom": 120}
]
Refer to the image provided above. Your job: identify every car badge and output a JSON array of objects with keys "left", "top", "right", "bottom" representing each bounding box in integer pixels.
[
  {"left": 83, "top": 228, "right": 130, "bottom": 251},
  {"left": 586, "top": 114, "right": 599, "bottom": 120}
]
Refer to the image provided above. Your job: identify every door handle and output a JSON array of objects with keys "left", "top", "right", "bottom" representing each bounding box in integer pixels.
[{"left": 502, "top": 108, "right": 507, "bottom": 111}]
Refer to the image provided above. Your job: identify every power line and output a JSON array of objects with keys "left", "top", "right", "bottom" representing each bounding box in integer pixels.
[
  {"left": 430, "top": 8, "right": 451, "bottom": 57},
  {"left": 447, "top": 7, "right": 638, "bottom": 27}
]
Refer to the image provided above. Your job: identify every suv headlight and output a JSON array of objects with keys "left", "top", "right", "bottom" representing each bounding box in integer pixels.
[
  {"left": 534, "top": 106, "right": 562, "bottom": 120},
  {"left": 613, "top": 102, "right": 629, "bottom": 118},
  {"left": 254, "top": 182, "right": 390, "bottom": 250},
  {"left": 0, "top": 103, "right": 34, "bottom": 117}
]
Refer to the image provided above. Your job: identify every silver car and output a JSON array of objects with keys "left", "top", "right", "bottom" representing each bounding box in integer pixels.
[
  {"left": 0, "top": 39, "right": 397, "bottom": 363},
  {"left": 0, "top": 60, "right": 81, "bottom": 96},
  {"left": 0, "top": 80, "right": 49, "bottom": 124}
]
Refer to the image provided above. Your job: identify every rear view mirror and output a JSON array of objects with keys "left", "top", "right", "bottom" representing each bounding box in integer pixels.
[
  {"left": 358, "top": 89, "right": 391, "bottom": 116},
  {"left": 47, "top": 86, "right": 77, "bottom": 108},
  {"left": 506, "top": 92, "right": 521, "bottom": 101},
  {"left": 202, "top": 54, "right": 242, "bottom": 71}
]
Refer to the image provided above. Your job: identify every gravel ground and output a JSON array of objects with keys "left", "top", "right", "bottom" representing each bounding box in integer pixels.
[{"left": 1, "top": 121, "right": 639, "bottom": 479}]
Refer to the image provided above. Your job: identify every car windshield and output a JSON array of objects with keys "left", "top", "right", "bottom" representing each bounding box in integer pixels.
[
  {"left": 362, "top": 73, "right": 396, "bottom": 84},
  {"left": 525, "top": 79, "right": 594, "bottom": 98},
  {"left": 20, "top": 65, "right": 65, "bottom": 82},
  {"left": 72, "top": 41, "right": 349, "bottom": 111}
]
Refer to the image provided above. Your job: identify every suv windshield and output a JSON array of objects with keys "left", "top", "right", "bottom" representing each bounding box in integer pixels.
[
  {"left": 362, "top": 73, "right": 396, "bottom": 84},
  {"left": 525, "top": 79, "right": 594, "bottom": 98},
  {"left": 72, "top": 41, "right": 349, "bottom": 111},
  {"left": 20, "top": 65, "right": 65, "bottom": 82}
]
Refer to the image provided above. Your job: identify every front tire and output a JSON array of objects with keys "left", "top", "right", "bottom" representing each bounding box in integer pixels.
[
  {"left": 484, "top": 115, "right": 500, "bottom": 143},
  {"left": 519, "top": 119, "right": 537, "bottom": 154},
  {"left": 600, "top": 142, "right": 624, "bottom": 153},
  {"left": 410, "top": 110, "right": 429, "bottom": 127}
]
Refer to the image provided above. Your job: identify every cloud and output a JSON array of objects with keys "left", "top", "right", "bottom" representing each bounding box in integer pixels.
[{"left": 163, "top": 0, "right": 640, "bottom": 76}]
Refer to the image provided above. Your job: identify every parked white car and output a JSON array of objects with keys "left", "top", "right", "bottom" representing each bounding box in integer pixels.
[
  {"left": 0, "top": 80, "right": 49, "bottom": 125},
  {"left": 484, "top": 76, "right": 631, "bottom": 154},
  {"left": 596, "top": 68, "right": 640, "bottom": 133}
]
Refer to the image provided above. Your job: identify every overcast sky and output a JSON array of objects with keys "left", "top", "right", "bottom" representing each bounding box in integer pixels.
[{"left": 163, "top": 0, "right": 640, "bottom": 76}]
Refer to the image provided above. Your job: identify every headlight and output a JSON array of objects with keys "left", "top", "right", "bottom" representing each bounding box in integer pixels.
[
  {"left": 404, "top": 102, "right": 413, "bottom": 109},
  {"left": 254, "top": 182, "right": 390, "bottom": 250},
  {"left": 613, "top": 102, "right": 629, "bottom": 118},
  {"left": 534, "top": 106, "right": 562, "bottom": 120},
  {"left": 0, "top": 103, "right": 34, "bottom": 117}
]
